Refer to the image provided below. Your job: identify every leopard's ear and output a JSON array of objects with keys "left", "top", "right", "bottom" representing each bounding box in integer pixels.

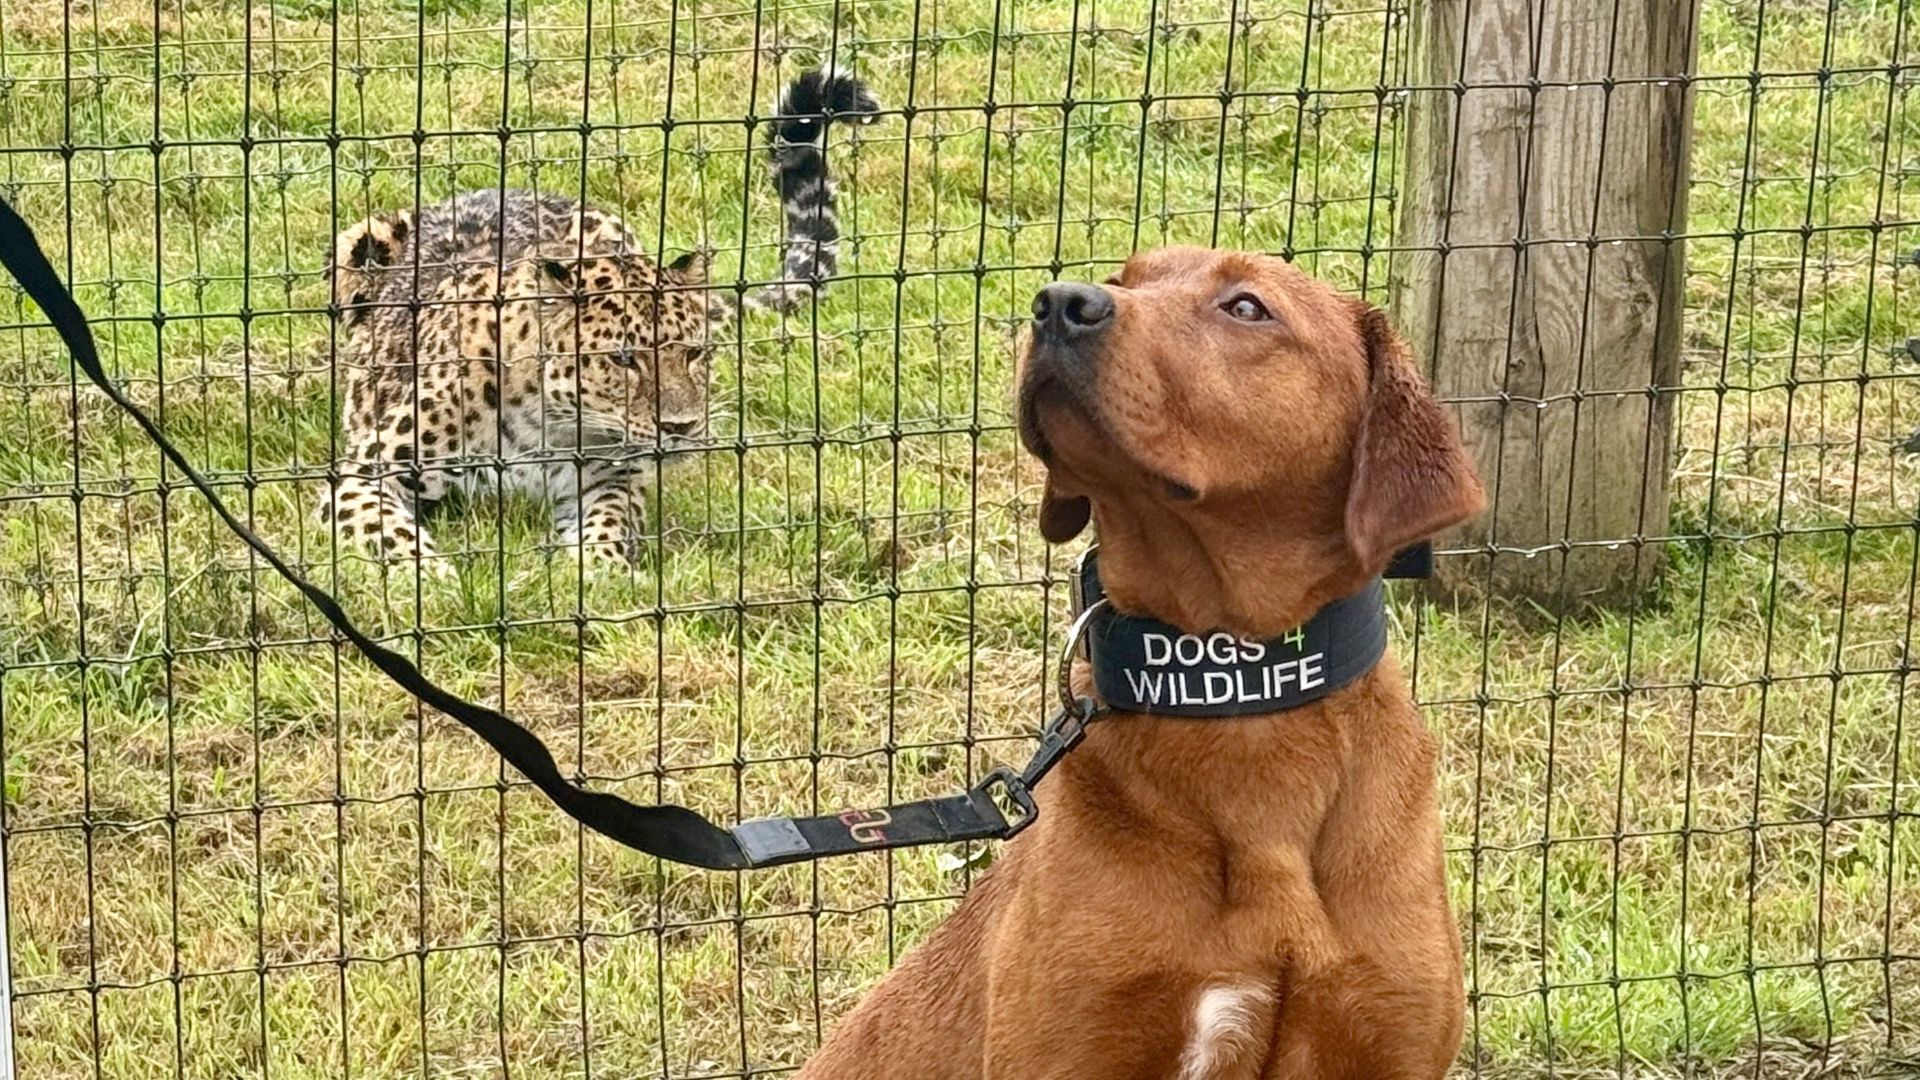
[
  {"left": 517, "top": 242, "right": 574, "bottom": 288},
  {"left": 329, "top": 210, "right": 411, "bottom": 320},
  {"left": 666, "top": 250, "right": 710, "bottom": 286},
  {"left": 522, "top": 242, "right": 589, "bottom": 293},
  {"left": 332, "top": 209, "right": 410, "bottom": 272}
]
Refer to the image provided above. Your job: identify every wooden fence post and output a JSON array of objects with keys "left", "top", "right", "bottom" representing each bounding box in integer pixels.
[{"left": 1394, "top": 0, "right": 1701, "bottom": 607}]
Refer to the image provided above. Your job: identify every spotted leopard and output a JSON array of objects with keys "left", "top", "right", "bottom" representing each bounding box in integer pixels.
[{"left": 323, "top": 68, "right": 879, "bottom": 567}]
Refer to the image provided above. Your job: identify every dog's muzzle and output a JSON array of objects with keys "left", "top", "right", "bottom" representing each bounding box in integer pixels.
[{"left": 1019, "top": 282, "right": 1116, "bottom": 460}]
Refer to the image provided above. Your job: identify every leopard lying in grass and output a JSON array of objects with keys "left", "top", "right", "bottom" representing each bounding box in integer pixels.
[{"left": 323, "top": 68, "right": 879, "bottom": 569}]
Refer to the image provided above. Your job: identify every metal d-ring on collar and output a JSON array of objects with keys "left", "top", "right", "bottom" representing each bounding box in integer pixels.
[{"left": 1057, "top": 591, "right": 1111, "bottom": 717}]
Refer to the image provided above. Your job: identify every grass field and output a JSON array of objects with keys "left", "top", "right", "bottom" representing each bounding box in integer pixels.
[{"left": 1, "top": 0, "right": 1918, "bottom": 1076}]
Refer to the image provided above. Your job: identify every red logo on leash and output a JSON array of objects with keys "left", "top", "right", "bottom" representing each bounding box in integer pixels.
[{"left": 839, "top": 808, "right": 893, "bottom": 845}]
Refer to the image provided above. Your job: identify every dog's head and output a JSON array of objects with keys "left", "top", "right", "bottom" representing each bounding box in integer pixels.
[{"left": 1017, "top": 246, "right": 1484, "bottom": 636}]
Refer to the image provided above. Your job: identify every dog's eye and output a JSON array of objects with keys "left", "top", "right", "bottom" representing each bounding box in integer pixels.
[{"left": 1222, "top": 294, "right": 1270, "bottom": 322}]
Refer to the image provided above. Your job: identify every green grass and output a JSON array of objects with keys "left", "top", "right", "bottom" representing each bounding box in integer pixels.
[{"left": 0, "top": 0, "right": 1918, "bottom": 1076}]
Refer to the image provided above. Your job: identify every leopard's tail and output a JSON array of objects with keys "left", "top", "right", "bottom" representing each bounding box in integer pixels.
[{"left": 746, "top": 66, "right": 880, "bottom": 314}]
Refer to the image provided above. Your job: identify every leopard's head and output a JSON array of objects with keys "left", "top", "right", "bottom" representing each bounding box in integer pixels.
[{"left": 517, "top": 244, "right": 715, "bottom": 449}]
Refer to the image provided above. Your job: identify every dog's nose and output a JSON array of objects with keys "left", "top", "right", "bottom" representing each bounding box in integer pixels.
[{"left": 1031, "top": 282, "right": 1114, "bottom": 342}]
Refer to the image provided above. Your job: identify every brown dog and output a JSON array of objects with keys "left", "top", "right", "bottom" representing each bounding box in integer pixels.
[{"left": 795, "top": 247, "right": 1485, "bottom": 1079}]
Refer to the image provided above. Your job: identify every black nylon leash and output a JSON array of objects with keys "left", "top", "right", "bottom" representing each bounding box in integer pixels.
[{"left": 0, "top": 195, "right": 1085, "bottom": 870}]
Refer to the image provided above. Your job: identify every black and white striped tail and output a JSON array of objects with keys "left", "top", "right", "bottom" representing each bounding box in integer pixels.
[{"left": 746, "top": 67, "right": 880, "bottom": 314}]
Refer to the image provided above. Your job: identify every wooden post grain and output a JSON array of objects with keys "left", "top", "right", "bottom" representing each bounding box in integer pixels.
[{"left": 1394, "top": 0, "right": 1701, "bottom": 607}]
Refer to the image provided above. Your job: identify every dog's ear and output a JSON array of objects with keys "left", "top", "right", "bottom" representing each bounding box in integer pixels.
[
  {"left": 1038, "top": 474, "right": 1091, "bottom": 544},
  {"left": 1343, "top": 304, "right": 1485, "bottom": 572}
]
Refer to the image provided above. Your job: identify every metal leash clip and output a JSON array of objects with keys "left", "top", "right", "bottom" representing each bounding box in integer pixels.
[
  {"left": 974, "top": 694, "right": 1097, "bottom": 839},
  {"left": 974, "top": 569, "right": 1109, "bottom": 838}
]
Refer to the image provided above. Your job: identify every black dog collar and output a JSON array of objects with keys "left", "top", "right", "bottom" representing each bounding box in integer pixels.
[{"left": 1072, "top": 546, "right": 1427, "bottom": 718}]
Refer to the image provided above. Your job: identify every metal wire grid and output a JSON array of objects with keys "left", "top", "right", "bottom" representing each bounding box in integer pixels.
[{"left": 0, "top": 0, "right": 1914, "bottom": 1076}]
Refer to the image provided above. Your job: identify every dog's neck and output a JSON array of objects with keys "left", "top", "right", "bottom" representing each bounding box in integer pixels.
[{"left": 1087, "top": 500, "right": 1370, "bottom": 638}]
